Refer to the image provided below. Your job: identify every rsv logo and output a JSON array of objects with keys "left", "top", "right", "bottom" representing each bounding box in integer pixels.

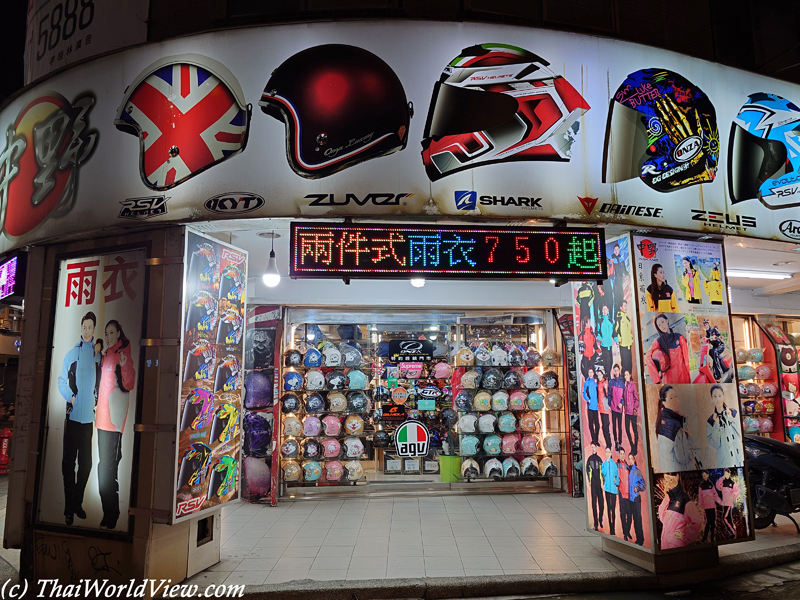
[
  {"left": 455, "top": 190, "right": 477, "bottom": 210},
  {"left": 780, "top": 220, "right": 800, "bottom": 240},
  {"left": 119, "top": 196, "right": 168, "bottom": 220},
  {"left": 205, "top": 193, "right": 265, "bottom": 214},
  {"left": 305, "top": 193, "right": 413, "bottom": 206}
]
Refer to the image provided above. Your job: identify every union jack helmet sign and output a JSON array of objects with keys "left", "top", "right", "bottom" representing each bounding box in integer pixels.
[{"left": 114, "top": 54, "right": 251, "bottom": 190}]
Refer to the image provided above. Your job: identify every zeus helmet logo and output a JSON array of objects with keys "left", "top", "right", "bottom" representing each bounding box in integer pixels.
[
  {"left": 691, "top": 210, "right": 757, "bottom": 229},
  {"left": 455, "top": 190, "right": 477, "bottom": 210},
  {"left": 119, "top": 196, "right": 168, "bottom": 220},
  {"left": 305, "top": 193, "right": 413, "bottom": 206},
  {"left": 673, "top": 136, "right": 702, "bottom": 163}
]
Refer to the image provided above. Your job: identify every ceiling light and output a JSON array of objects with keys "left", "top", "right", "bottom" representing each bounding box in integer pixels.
[
  {"left": 429, "top": 325, "right": 438, "bottom": 331},
  {"left": 410, "top": 278, "right": 425, "bottom": 288},
  {"left": 549, "top": 279, "right": 556, "bottom": 284},
  {"left": 773, "top": 261, "right": 795, "bottom": 266},
  {"left": 262, "top": 231, "right": 281, "bottom": 287},
  {"left": 727, "top": 269, "right": 791, "bottom": 280}
]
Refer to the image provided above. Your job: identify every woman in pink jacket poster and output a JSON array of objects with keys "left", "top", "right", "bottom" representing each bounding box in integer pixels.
[
  {"left": 698, "top": 470, "right": 721, "bottom": 543},
  {"left": 658, "top": 473, "right": 702, "bottom": 550},
  {"left": 96, "top": 320, "right": 136, "bottom": 529},
  {"left": 716, "top": 468, "right": 741, "bottom": 537}
]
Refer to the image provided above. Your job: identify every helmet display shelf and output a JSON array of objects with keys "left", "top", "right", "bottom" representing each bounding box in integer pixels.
[
  {"left": 449, "top": 323, "right": 568, "bottom": 490},
  {"left": 733, "top": 325, "right": 780, "bottom": 438}
]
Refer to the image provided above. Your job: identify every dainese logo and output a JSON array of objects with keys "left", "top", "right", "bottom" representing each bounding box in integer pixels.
[
  {"left": 0, "top": 92, "right": 97, "bottom": 237},
  {"left": 636, "top": 238, "right": 657, "bottom": 259}
]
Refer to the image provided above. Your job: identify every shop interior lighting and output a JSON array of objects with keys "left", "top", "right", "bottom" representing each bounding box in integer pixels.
[
  {"left": 262, "top": 231, "right": 281, "bottom": 287},
  {"left": 773, "top": 261, "right": 795, "bottom": 266},
  {"left": 549, "top": 279, "right": 556, "bottom": 284},
  {"left": 410, "top": 278, "right": 426, "bottom": 288},
  {"left": 728, "top": 285, "right": 733, "bottom": 306},
  {"left": 726, "top": 269, "right": 791, "bottom": 280}
]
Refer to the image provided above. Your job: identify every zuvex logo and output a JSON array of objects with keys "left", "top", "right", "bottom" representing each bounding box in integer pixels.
[
  {"left": 455, "top": 190, "right": 477, "bottom": 210},
  {"left": 780, "top": 220, "right": 800, "bottom": 240},
  {"left": 305, "top": 193, "right": 412, "bottom": 206},
  {"left": 205, "top": 193, "right": 265, "bottom": 214},
  {"left": 674, "top": 136, "right": 702, "bottom": 163}
]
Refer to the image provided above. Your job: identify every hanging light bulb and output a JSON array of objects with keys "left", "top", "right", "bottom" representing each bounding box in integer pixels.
[{"left": 262, "top": 231, "right": 281, "bottom": 288}]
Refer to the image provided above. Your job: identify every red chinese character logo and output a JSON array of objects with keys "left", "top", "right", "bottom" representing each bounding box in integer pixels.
[{"left": 65, "top": 260, "right": 99, "bottom": 307}]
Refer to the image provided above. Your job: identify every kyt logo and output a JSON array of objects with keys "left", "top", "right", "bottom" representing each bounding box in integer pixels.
[
  {"left": 119, "top": 196, "right": 169, "bottom": 220},
  {"left": 455, "top": 190, "right": 477, "bottom": 210},
  {"left": 305, "top": 193, "right": 413, "bottom": 206},
  {"left": 205, "top": 193, "right": 265, "bottom": 214},
  {"left": 636, "top": 238, "right": 658, "bottom": 259},
  {"left": 578, "top": 196, "right": 598, "bottom": 214}
]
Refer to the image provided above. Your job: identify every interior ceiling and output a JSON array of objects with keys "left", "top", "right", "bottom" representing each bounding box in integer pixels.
[{"left": 218, "top": 220, "right": 800, "bottom": 294}]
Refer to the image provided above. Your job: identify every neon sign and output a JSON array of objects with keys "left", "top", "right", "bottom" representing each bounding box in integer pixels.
[
  {"left": 290, "top": 223, "right": 605, "bottom": 279},
  {"left": 0, "top": 256, "right": 20, "bottom": 301}
]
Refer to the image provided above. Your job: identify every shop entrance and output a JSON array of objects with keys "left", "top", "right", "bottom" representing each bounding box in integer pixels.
[{"left": 274, "top": 310, "right": 570, "bottom": 500}]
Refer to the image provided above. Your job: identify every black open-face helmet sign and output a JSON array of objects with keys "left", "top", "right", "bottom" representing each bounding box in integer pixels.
[{"left": 259, "top": 44, "right": 411, "bottom": 179}]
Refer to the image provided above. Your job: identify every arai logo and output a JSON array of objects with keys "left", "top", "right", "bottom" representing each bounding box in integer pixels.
[
  {"left": 673, "top": 136, "right": 702, "bottom": 163},
  {"left": 780, "top": 220, "right": 800, "bottom": 240}
]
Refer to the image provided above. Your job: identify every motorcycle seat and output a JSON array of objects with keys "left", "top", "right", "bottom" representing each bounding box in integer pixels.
[{"left": 747, "top": 434, "right": 800, "bottom": 461}]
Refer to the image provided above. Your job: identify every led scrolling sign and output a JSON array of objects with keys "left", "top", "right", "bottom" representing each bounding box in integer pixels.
[{"left": 290, "top": 223, "right": 606, "bottom": 279}]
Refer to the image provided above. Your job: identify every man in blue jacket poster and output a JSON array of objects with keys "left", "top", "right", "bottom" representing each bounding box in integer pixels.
[{"left": 58, "top": 311, "right": 101, "bottom": 525}]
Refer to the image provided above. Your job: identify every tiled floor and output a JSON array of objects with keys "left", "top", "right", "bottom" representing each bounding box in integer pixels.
[
  {"left": 193, "top": 493, "right": 800, "bottom": 587},
  {"left": 201, "top": 493, "right": 636, "bottom": 586}
]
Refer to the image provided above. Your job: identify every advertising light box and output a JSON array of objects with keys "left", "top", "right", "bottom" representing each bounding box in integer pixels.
[{"left": 290, "top": 223, "right": 605, "bottom": 279}]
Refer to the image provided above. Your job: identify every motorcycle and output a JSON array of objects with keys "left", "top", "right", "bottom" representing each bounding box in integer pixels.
[{"left": 744, "top": 434, "right": 800, "bottom": 532}]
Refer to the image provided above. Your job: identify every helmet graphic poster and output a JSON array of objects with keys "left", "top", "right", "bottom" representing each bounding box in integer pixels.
[
  {"left": 243, "top": 412, "right": 272, "bottom": 457},
  {"left": 421, "top": 43, "right": 589, "bottom": 181},
  {"left": 114, "top": 54, "right": 250, "bottom": 190},
  {"left": 729, "top": 93, "right": 800, "bottom": 209},
  {"left": 259, "top": 44, "right": 411, "bottom": 179},
  {"left": 604, "top": 68, "right": 718, "bottom": 192}
]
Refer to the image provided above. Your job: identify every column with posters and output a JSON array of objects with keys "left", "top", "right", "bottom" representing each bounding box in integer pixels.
[
  {"left": 573, "top": 236, "right": 652, "bottom": 548},
  {"left": 556, "top": 312, "right": 584, "bottom": 497},
  {"left": 175, "top": 231, "right": 247, "bottom": 520},
  {"left": 632, "top": 235, "right": 753, "bottom": 551},
  {"left": 38, "top": 250, "right": 145, "bottom": 533}
]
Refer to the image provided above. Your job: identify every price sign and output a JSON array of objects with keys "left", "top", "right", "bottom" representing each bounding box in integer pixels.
[{"left": 291, "top": 223, "right": 606, "bottom": 279}]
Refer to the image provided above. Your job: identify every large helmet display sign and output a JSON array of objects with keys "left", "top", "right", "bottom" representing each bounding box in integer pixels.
[
  {"left": 259, "top": 44, "right": 412, "bottom": 179},
  {"left": 421, "top": 43, "right": 590, "bottom": 181},
  {"left": 114, "top": 54, "right": 250, "bottom": 190},
  {"left": 603, "top": 68, "right": 719, "bottom": 193},
  {"left": 728, "top": 93, "right": 800, "bottom": 210}
]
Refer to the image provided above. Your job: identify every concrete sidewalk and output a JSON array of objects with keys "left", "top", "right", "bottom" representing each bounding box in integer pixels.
[{"left": 183, "top": 492, "right": 800, "bottom": 598}]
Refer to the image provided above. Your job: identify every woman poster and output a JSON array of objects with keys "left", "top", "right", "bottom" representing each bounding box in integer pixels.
[
  {"left": 698, "top": 471, "right": 720, "bottom": 543},
  {"left": 658, "top": 472, "right": 702, "bottom": 549},
  {"left": 96, "top": 320, "right": 135, "bottom": 529},
  {"left": 623, "top": 369, "right": 640, "bottom": 452},
  {"left": 706, "top": 384, "right": 742, "bottom": 469},
  {"left": 680, "top": 257, "right": 702, "bottom": 304},
  {"left": 656, "top": 385, "right": 696, "bottom": 472},
  {"left": 646, "top": 314, "right": 690, "bottom": 384},
  {"left": 716, "top": 469, "right": 741, "bottom": 537},
  {"left": 646, "top": 264, "right": 679, "bottom": 313}
]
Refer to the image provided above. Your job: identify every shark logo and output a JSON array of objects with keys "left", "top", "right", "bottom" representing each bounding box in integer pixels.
[{"left": 455, "top": 190, "right": 477, "bottom": 210}]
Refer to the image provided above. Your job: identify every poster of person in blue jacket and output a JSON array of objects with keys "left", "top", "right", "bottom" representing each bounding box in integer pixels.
[
  {"left": 38, "top": 249, "right": 145, "bottom": 533},
  {"left": 573, "top": 234, "right": 651, "bottom": 548}
]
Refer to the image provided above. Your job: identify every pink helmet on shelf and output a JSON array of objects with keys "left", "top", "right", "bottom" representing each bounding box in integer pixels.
[
  {"left": 434, "top": 362, "right": 453, "bottom": 379},
  {"left": 761, "top": 382, "right": 779, "bottom": 397},
  {"left": 325, "top": 460, "right": 344, "bottom": 481},
  {"left": 756, "top": 364, "right": 774, "bottom": 380},
  {"left": 501, "top": 434, "right": 519, "bottom": 454},
  {"left": 521, "top": 434, "right": 540, "bottom": 453},
  {"left": 321, "top": 437, "right": 341, "bottom": 458}
]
